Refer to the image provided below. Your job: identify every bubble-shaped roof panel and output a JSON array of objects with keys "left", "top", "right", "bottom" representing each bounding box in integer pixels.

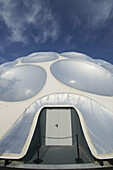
[
  {"left": 51, "top": 59, "right": 113, "bottom": 96},
  {"left": 0, "top": 61, "right": 18, "bottom": 72},
  {"left": 14, "top": 56, "right": 26, "bottom": 62},
  {"left": 0, "top": 65, "right": 46, "bottom": 102},
  {"left": 95, "top": 59, "right": 113, "bottom": 74},
  {"left": 22, "top": 52, "right": 58, "bottom": 63},
  {"left": 60, "top": 52, "right": 95, "bottom": 63}
]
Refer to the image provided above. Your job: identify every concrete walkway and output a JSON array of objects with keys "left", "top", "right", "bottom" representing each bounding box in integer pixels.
[{"left": 27, "top": 145, "right": 93, "bottom": 164}]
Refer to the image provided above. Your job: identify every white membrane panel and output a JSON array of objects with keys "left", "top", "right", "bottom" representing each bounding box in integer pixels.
[
  {"left": 0, "top": 61, "right": 17, "bottom": 72},
  {"left": 0, "top": 65, "right": 46, "bottom": 102},
  {"left": 22, "top": 52, "right": 58, "bottom": 63},
  {"left": 51, "top": 59, "right": 113, "bottom": 96},
  {"left": 61, "top": 52, "right": 95, "bottom": 62},
  {"left": 95, "top": 59, "right": 113, "bottom": 74},
  {"left": 0, "top": 94, "right": 113, "bottom": 159}
]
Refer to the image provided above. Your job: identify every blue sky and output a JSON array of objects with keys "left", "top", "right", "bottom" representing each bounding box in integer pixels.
[{"left": 0, "top": 0, "right": 113, "bottom": 64}]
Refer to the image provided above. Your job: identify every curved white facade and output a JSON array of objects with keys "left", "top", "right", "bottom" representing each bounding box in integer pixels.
[{"left": 0, "top": 51, "right": 113, "bottom": 160}]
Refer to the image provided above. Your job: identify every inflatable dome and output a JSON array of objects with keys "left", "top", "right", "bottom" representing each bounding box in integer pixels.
[{"left": 0, "top": 52, "right": 113, "bottom": 169}]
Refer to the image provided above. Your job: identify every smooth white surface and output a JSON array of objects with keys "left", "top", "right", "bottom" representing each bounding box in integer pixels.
[
  {"left": 51, "top": 59, "right": 113, "bottom": 96},
  {"left": 61, "top": 52, "right": 95, "bottom": 62},
  {"left": 0, "top": 65, "right": 46, "bottom": 101},
  {"left": 46, "top": 108, "right": 72, "bottom": 145},
  {"left": 22, "top": 52, "right": 58, "bottom": 63}
]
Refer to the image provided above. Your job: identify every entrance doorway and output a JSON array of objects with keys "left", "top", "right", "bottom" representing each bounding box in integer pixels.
[
  {"left": 24, "top": 107, "right": 94, "bottom": 164},
  {"left": 46, "top": 108, "right": 72, "bottom": 145}
]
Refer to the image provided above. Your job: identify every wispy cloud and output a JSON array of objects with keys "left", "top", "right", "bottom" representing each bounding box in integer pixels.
[
  {"left": 31, "top": 4, "right": 60, "bottom": 43},
  {"left": 65, "top": 35, "right": 73, "bottom": 44},
  {"left": 63, "top": 0, "right": 113, "bottom": 45},
  {"left": 0, "top": 0, "right": 113, "bottom": 54},
  {"left": 82, "top": 0, "right": 113, "bottom": 29},
  {"left": 0, "top": 0, "right": 60, "bottom": 44},
  {"left": 68, "top": 0, "right": 113, "bottom": 30},
  {"left": 0, "top": 0, "right": 26, "bottom": 43},
  {"left": 0, "top": 45, "right": 4, "bottom": 53}
]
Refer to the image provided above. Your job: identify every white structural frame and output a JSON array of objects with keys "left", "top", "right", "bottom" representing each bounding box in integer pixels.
[{"left": 0, "top": 93, "right": 113, "bottom": 160}]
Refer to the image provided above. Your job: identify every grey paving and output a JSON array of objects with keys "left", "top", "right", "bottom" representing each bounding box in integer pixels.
[{"left": 27, "top": 145, "right": 93, "bottom": 164}]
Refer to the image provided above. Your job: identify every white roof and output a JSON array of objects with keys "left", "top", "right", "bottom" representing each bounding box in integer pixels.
[{"left": 0, "top": 51, "right": 113, "bottom": 160}]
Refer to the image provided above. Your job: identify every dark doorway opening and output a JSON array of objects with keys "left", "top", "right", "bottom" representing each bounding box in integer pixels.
[{"left": 23, "top": 107, "right": 94, "bottom": 164}]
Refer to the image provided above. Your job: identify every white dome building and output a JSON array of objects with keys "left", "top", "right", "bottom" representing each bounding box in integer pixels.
[{"left": 0, "top": 52, "right": 113, "bottom": 169}]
